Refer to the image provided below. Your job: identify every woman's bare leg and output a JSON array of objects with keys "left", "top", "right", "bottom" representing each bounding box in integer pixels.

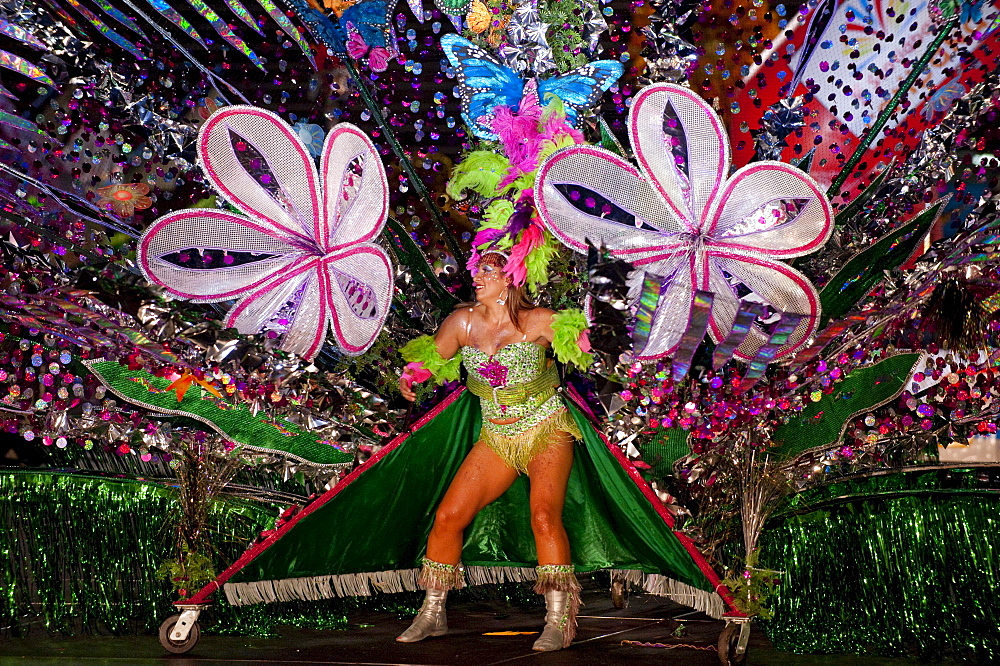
[
  {"left": 526, "top": 430, "right": 574, "bottom": 564},
  {"left": 425, "top": 442, "right": 520, "bottom": 565}
]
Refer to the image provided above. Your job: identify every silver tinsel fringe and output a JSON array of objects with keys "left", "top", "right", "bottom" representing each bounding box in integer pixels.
[{"left": 225, "top": 566, "right": 724, "bottom": 617}]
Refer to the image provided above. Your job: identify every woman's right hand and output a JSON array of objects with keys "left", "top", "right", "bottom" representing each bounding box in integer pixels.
[{"left": 399, "top": 375, "right": 417, "bottom": 402}]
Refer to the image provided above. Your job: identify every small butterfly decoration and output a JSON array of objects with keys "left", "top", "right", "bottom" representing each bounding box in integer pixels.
[
  {"left": 441, "top": 33, "right": 623, "bottom": 141},
  {"left": 345, "top": 20, "right": 394, "bottom": 72},
  {"left": 138, "top": 106, "right": 394, "bottom": 360},
  {"left": 466, "top": 0, "right": 509, "bottom": 47},
  {"left": 301, "top": 0, "right": 403, "bottom": 71}
]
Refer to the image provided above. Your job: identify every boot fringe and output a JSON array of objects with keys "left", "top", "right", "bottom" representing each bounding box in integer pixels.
[
  {"left": 534, "top": 565, "right": 582, "bottom": 648},
  {"left": 417, "top": 558, "right": 466, "bottom": 591}
]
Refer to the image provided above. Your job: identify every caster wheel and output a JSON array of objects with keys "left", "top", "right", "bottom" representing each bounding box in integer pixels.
[
  {"left": 159, "top": 614, "right": 201, "bottom": 654},
  {"left": 717, "top": 622, "right": 748, "bottom": 666},
  {"left": 610, "top": 577, "right": 628, "bottom": 609}
]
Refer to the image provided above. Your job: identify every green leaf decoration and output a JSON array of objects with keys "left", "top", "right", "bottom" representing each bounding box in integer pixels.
[
  {"left": 833, "top": 164, "right": 892, "bottom": 226},
  {"left": 85, "top": 360, "right": 353, "bottom": 466},
  {"left": 383, "top": 217, "right": 458, "bottom": 313},
  {"left": 819, "top": 201, "right": 942, "bottom": 326},
  {"left": 637, "top": 427, "right": 689, "bottom": 479},
  {"left": 771, "top": 353, "right": 922, "bottom": 460},
  {"left": 599, "top": 117, "right": 627, "bottom": 157}
]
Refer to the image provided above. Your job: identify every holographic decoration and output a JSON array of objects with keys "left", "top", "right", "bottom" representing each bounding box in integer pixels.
[
  {"left": 536, "top": 83, "right": 834, "bottom": 362},
  {"left": 64, "top": 0, "right": 148, "bottom": 60},
  {"left": 739, "top": 313, "right": 803, "bottom": 392},
  {"left": 91, "top": 0, "right": 149, "bottom": 38},
  {"left": 223, "top": 0, "right": 265, "bottom": 36},
  {"left": 0, "top": 49, "right": 55, "bottom": 87},
  {"left": 0, "top": 110, "right": 48, "bottom": 137},
  {"left": 632, "top": 273, "right": 664, "bottom": 355},
  {"left": 0, "top": 18, "right": 47, "bottom": 50},
  {"left": 0, "top": 82, "right": 15, "bottom": 99},
  {"left": 255, "top": 0, "right": 316, "bottom": 68},
  {"left": 671, "top": 290, "right": 713, "bottom": 381},
  {"left": 184, "top": 0, "right": 264, "bottom": 69},
  {"left": 712, "top": 302, "right": 764, "bottom": 370},
  {"left": 143, "top": 0, "right": 209, "bottom": 48},
  {"left": 138, "top": 107, "right": 393, "bottom": 359}
]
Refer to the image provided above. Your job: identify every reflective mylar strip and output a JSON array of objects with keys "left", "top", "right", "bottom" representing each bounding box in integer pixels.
[
  {"left": 0, "top": 18, "right": 47, "bottom": 49},
  {"left": 256, "top": 0, "right": 316, "bottom": 68},
  {"left": 143, "top": 0, "right": 208, "bottom": 48},
  {"left": 712, "top": 302, "right": 764, "bottom": 370},
  {"left": 91, "top": 0, "right": 149, "bottom": 38},
  {"left": 672, "top": 290, "right": 713, "bottom": 381},
  {"left": 632, "top": 272, "right": 662, "bottom": 354},
  {"left": 224, "top": 0, "right": 265, "bottom": 35},
  {"left": 0, "top": 109, "right": 48, "bottom": 137},
  {"left": 0, "top": 49, "right": 54, "bottom": 87},
  {"left": 185, "top": 0, "right": 265, "bottom": 69},
  {"left": 64, "top": 0, "right": 148, "bottom": 60},
  {"left": 740, "top": 313, "right": 803, "bottom": 391}
]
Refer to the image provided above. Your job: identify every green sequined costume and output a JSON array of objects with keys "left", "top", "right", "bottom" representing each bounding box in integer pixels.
[{"left": 460, "top": 342, "right": 582, "bottom": 473}]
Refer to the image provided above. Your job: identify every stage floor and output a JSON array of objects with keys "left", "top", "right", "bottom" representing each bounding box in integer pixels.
[{"left": 0, "top": 585, "right": 911, "bottom": 665}]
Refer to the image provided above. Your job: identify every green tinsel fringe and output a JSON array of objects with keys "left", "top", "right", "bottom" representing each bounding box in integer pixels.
[
  {"left": 0, "top": 470, "right": 537, "bottom": 639},
  {"left": 761, "top": 468, "right": 1000, "bottom": 661},
  {"left": 0, "top": 471, "right": 273, "bottom": 637}
]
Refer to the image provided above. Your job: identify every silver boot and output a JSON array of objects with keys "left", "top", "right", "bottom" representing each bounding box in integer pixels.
[
  {"left": 396, "top": 588, "right": 448, "bottom": 642},
  {"left": 532, "top": 590, "right": 569, "bottom": 652}
]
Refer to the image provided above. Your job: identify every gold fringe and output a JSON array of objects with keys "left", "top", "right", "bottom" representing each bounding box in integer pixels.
[{"left": 480, "top": 409, "right": 583, "bottom": 474}]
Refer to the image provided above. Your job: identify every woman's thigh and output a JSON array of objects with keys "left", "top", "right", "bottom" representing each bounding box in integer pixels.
[
  {"left": 526, "top": 430, "right": 574, "bottom": 514},
  {"left": 435, "top": 441, "right": 520, "bottom": 525}
]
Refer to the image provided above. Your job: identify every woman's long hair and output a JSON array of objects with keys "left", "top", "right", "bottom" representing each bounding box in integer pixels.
[{"left": 461, "top": 252, "right": 536, "bottom": 331}]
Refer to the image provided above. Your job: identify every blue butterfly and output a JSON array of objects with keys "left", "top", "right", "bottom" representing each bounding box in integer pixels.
[{"left": 441, "top": 34, "right": 624, "bottom": 141}]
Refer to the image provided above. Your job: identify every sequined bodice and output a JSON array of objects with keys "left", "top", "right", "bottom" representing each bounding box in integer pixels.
[{"left": 460, "top": 342, "right": 547, "bottom": 388}]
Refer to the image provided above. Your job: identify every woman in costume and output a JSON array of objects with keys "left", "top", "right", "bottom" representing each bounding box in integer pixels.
[{"left": 396, "top": 248, "right": 591, "bottom": 652}]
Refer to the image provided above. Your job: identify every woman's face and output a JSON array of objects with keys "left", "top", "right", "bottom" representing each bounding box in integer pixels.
[{"left": 472, "top": 256, "right": 510, "bottom": 303}]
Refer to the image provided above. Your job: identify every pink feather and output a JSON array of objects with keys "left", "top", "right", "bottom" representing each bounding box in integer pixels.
[{"left": 504, "top": 221, "right": 544, "bottom": 287}]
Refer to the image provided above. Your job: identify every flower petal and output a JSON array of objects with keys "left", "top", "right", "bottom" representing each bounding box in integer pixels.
[
  {"left": 706, "top": 250, "right": 821, "bottom": 360},
  {"left": 535, "top": 144, "right": 689, "bottom": 264},
  {"left": 320, "top": 123, "right": 389, "bottom": 251},
  {"left": 280, "top": 272, "right": 329, "bottom": 360},
  {"left": 138, "top": 209, "right": 303, "bottom": 302},
  {"left": 225, "top": 261, "right": 316, "bottom": 335},
  {"left": 704, "top": 161, "right": 833, "bottom": 257},
  {"left": 629, "top": 83, "right": 730, "bottom": 229},
  {"left": 321, "top": 243, "right": 394, "bottom": 355},
  {"left": 199, "top": 106, "right": 322, "bottom": 243}
]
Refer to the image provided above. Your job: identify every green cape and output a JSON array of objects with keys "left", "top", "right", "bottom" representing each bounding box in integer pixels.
[{"left": 199, "top": 390, "right": 728, "bottom": 617}]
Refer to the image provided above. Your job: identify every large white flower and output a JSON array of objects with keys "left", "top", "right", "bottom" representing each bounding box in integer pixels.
[
  {"left": 535, "top": 83, "right": 833, "bottom": 361},
  {"left": 138, "top": 106, "right": 392, "bottom": 360}
]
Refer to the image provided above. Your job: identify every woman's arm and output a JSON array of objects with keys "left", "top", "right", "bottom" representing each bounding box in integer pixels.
[{"left": 398, "top": 309, "right": 470, "bottom": 401}]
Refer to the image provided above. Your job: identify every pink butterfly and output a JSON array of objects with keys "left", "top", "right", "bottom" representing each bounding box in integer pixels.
[{"left": 345, "top": 21, "right": 393, "bottom": 73}]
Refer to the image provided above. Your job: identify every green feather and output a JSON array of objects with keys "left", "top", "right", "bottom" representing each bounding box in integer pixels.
[
  {"left": 446, "top": 151, "right": 511, "bottom": 200},
  {"left": 550, "top": 309, "right": 593, "bottom": 370},
  {"left": 400, "top": 335, "right": 461, "bottom": 384},
  {"left": 525, "top": 231, "right": 558, "bottom": 293}
]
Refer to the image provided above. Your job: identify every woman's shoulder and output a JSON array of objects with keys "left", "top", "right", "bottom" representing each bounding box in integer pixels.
[
  {"left": 442, "top": 305, "right": 475, "bottom": 328},
  {"left": 525, "top": 307, "right": 557, "bottom": 329}
]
